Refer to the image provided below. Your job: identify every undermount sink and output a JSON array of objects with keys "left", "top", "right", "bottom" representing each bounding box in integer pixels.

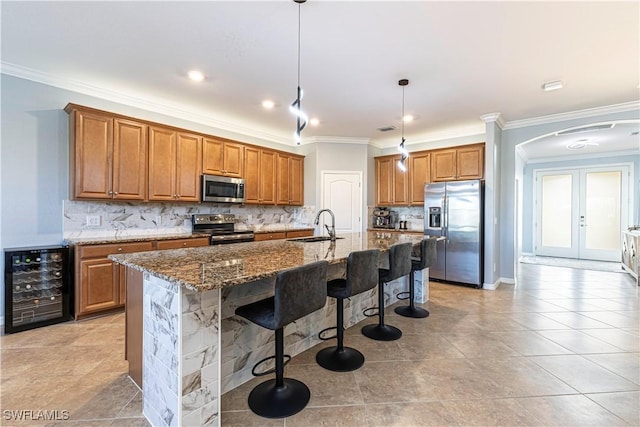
[{"left": 286, "top": 236, "right": 344, "bottom": 243}]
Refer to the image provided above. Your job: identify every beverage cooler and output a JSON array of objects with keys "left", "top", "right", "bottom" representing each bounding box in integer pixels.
[{"left": 4, "top": 246, "right": 73, "bottom": 334}]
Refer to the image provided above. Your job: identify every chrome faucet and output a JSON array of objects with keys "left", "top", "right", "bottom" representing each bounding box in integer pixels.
[{"left": 314, "top": 209, "right": 336, "bottom": 241}]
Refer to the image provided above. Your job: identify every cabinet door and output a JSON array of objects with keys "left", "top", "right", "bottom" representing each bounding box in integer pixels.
[
  {"left": 155, "top": 237, "right": 210, "bottom": 250},
  {"left": 286, "top": 229, "right": 313, "bottom": 238},
  {"left": 148, "top": 126, "right": 177, "bottom": 201},
  {"left": 244, "top": 147, "right": 260, "bottom": 204},
  {"left": 223, "top": 141, "right": 244, "bottom": 178},
  {"left": 175, "top": 132, "right": 202, "bottom": 201},
  {"left": 457, "top": 145, "right": 484, "bottom": 180},
  {"left": 202, "top": 137, "right": 224, "bottom": 176},
  {"left": 254, "top": 232, "right": 287, "bottom": 241},
  {"left": 113, "top": 118, "right": 147, "bottom": 200},
  {"left": 72, "top": 110, "right": 113, "bottom": 199},
  {"left": 409, "top": 152, "right": 430, "bottom": 205},
  {"left": 78, "top": 258, "right": 119, "bottom": 316},
  {"left": 289, "top": 156, "right": 304, "bottom": 206},
  {"left": 431, "top": 149, "right": 457, "bottom": 182},
  {"left": 276, "top": 153, "right": 291, "bottom": 205},
  {"left": 260, "top": 150, "right": 277, "bottom": 204},
  {"left": 375, "top": 157, "right": 393, "bottom": 206},
  {"left": 393, "top": 156, "right": 409, "bottom": 205}
]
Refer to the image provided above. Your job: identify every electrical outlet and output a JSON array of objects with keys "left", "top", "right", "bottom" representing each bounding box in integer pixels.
[
  {"left": 155, "top": 216, "right": 162, "bottom": 225},
  {"left": 86, "top": 215, "right": 101, "bottom": 227},
  {"left": 247, "top": 214, "right": 252, "bottom": 222}
]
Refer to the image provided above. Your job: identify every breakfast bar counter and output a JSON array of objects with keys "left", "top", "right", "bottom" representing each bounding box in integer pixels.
[{"left": 110, "top": 231, "right": 430, "bottom": 427}]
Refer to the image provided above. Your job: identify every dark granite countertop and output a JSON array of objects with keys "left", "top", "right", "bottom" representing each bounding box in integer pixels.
[
  {"left": 110, "top": 231, "right": 433, "bottom": 292},
  {"left": 64, "top": 233, "right": 207, "bottom": 246}
]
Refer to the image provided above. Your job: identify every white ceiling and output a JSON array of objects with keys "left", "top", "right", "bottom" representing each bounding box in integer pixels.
[{"left": 1, "top": 1, "right": 639, "bottom": 159}]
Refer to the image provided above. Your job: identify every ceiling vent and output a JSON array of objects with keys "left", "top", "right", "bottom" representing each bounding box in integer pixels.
[
  {"left": 377, "top": 125, "right": 397, "bottom": 132},
  {"left": 556, "top": 123, "right": 614, "bottom": 136}
]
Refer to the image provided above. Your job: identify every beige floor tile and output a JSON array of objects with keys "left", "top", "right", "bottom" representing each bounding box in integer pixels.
[
  {"left": 440, "top": 398, "right": 544, "bottom": 426},
  {"left": 539, "top": 312, "right": 615, "bottom": 329},
  {"left": 397, "top": 332, "right": 466, "bottom": 360},
  {"left": 514, "top": 394, "right": 628, "bottom": 426},
  {"left": 443, "top": 332, "right": 520, "bottom": 358},
  {"left": 529, "top": 354, "right": 639, "bottom": 393},
  {"left": 586, "top": 391, "right": 640, "bottom": 426},
  {"left": 363, "top": 401, "right": 459, "bottom": 426},
  {"left": 220, "top": 410, "right": 284, "bottom": 427},
  {"left": 581, "top": 328, "right": 640, "bottom": 352},
  {"left": 579, "top": 311, "right": 640, "bottom": 328},
  {"left": 584, "top": 353, "right": 640, "bottom": 385},
  {"left": 488, "top": 330, "right": 574, "bottom": 356},
  {"left": 509, "top": 312, "right": 572, "bottom": 330},
  {"left": 286, "top": 405, "right": 368, "bottom": 426},
  {"left": 286, "top": 364, "right": 364, "bottom": 407},
  {"left": 536, "top": 329, "right": 627, "bottom": 354}
]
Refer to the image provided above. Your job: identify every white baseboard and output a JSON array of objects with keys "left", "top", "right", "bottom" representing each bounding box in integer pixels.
[
  {"left": 520, "top": 252, "right": 533, "bottom": 257},
  {"left": 501, "top": 277, "right": 516, "bottom": 285},
  {"left": 483, "top": 280, "right": 501, "bottom": 290}
]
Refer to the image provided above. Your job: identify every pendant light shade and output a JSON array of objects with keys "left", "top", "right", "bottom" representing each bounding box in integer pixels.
[
  {"left": 397, "top": 79, "right": 409, "bottom": 171},
  {"left": 290, "top": 0, "right": 307, "bottom": 145}
]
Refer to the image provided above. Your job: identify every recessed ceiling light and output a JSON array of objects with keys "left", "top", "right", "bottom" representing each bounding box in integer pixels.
[
  {"left": 261, "top": 100, "right": 275, "bottom": 109},
  {"left": 309, "top": 118, "right": 320, "bottom": 126},
  {"left": 567, "top": 141, "right": 599, "bottom": 150},
  {"left": 542, "top": 80, "right": 563, "bottom": 91},
  {"left": 187, "top": 70, "right": 205, "bottom": 82},
  {"left": 402, "top": 115, "right": 414, "bottom": 123}
]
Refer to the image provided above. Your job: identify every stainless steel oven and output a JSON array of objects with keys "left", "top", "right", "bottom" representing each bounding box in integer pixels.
[
  {"left": 192, "top": 214, "right": 254, "bottom": 245},
  {"left": 201, "top": 175, "right": 245, "bottom": 204}
]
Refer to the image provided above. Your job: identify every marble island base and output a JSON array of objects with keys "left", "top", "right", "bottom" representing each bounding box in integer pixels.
[{"left": 129, "top": 263, "right": 429, "bottom": 427}]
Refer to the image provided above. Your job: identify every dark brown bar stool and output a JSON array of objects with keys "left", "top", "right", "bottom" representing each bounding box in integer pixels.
[
  {"left": 234, "top": 260, "right": 328, "bottom": 419},
  {"left": 395, "top": 238, "right": 437, "bottom": 318},
  {"left": 362, "top": 242, "right": 412, "bottom": 341},
  {"left": 316, "top": 249, "right": 380, "bottom": 372}
]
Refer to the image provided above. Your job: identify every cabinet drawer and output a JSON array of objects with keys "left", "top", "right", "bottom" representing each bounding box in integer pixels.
[
  {"left": 254, "top": 232, "right": 287, "bottom": 241},
  {"left": 286, "top": 230, "right": 314, "bottom": 239},
  {"left": 156, "top": 237, "right": 210, "bottom": 250},
  {"left": 78, "top": 241, "right": 154, "bottom": 259}
]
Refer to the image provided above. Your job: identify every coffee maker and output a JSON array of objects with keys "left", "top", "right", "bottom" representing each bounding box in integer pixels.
[{"left": 372, "top": 207, "right": 398, "bottom": 229}]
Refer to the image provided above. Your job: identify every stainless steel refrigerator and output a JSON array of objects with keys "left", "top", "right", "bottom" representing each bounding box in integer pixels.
[{"left": 424, "top": 179, "right": 484, "bottom": 288}]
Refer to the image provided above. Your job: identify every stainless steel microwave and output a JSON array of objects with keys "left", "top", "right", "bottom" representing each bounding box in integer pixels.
[{"left": 201, "top": 175, "right": 245, "bottom": 203}]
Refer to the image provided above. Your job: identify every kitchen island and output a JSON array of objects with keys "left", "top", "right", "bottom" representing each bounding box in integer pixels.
[{"left": 110, "top": 231, "right": 429, "bottom": 427}]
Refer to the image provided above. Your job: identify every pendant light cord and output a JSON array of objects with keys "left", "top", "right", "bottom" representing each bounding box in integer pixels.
[
  {"left": 297, "top": 2, "right": 301, "bottom": 87},
  {"left": 401, "top": 85, "right": 405, "bottom": 142}
]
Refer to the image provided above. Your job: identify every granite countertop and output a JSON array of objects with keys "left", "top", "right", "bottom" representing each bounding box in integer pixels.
[
  {"left": 110, "top": 231, "right": 432, "bottom": 292},
  {"left": 251, "top": 227, "right": 314, "bottom": 234},
  {"left": 367, "top": 228, "right": 425, "bottom": 234}
]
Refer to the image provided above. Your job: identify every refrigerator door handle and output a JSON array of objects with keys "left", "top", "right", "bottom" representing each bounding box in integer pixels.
[{"left": 442, "top": 195, "right": 448, "bottom": 238}]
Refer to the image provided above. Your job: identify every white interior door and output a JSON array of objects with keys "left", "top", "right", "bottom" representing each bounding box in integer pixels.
[
  {"left": 535, "top": 165, "right": 629, "bottom": 261},
  {"left": 320, "top": 171, "right": 362, "bottom": 234}
]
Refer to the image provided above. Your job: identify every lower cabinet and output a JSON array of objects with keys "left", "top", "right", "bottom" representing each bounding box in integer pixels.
[
  {"left": 74, "top": 237, "right": 210, "bottom": 319},
  {"left": 254, "top": 229, "right": 314, "bottom": 241}
]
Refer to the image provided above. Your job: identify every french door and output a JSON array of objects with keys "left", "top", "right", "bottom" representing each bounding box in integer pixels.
[{"left": 535, "top": 165, "right": 629, "bottom": 262}]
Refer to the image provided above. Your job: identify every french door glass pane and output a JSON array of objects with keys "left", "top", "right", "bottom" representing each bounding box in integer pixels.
[
  {"left": 541, "top": 174, "right": 572, "bottom": 248},
  {"left": 585, "top": 171, "right": 621, "bottom": 251}
]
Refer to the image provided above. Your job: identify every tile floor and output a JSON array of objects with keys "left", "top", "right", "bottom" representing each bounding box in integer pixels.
[{"left": 1, "top": 262, "right": 638, "bottom": 426}]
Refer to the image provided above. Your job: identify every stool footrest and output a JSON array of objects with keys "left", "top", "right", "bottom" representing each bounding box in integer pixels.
[
  {"left": 362, "top": 307, "right": 379, "bottom": 318},
  {"left": 251, "top": 354, "right": 292, "bottom": 377},
  {"left": 318, "top": 326, "right": 337, "bottom": 341},
  {"left": 395, "top": 291, "right": 410, "bottom": 301}
]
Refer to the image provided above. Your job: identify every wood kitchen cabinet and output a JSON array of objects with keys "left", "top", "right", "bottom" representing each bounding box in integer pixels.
[
  {"left": 409, "top": 152, "right": 431, "bottom": 205},
  {"left": 202, "top": 137, "right": 244, "bottom": 178},
  {"left": 155, "top": 237, "right": 210, "bottom": 250},
  {"left": 375, "top": 155, "right": 408, "bottom": 206},
  {"left": 66, "top": 106, "right": 147, "bottom": 200},
  {"left": 148, "top": 126, "right": 202, "bottom": 202},
  {"left": 276, "top": 153, "right": 304, "bottom": 206},
  {"left": 431, "top": 144, "right": 484, "bottom": 182},
  {"left": 244, "top": 147, "right": 277, "bottom": 205},
  {"left": 254, "top": 229, "right": 314, "bottom": 241},
  {"left": 75, "top": 241, "right": 154, "bottom": 319}
]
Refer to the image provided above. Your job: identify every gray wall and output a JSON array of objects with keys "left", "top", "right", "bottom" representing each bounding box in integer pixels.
[{"left": 499, "top": 108, "right": 640, "bottom": 280}]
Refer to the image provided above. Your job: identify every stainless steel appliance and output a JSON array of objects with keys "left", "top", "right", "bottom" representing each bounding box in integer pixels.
[
  {"left": 4, "top": 246, "right": 73, "bottom": 333},
  {"left": 192, "top": 214, "right": 254, "bottom": 244},
  {"left": 424, "top": 179, "right": 484, "bottom": 288},
  {"left": 372, "top": 207, "right": 398, "bottom": 229},
  {"left": 201, "top": 175, "right": 245, "bottom": 203}
]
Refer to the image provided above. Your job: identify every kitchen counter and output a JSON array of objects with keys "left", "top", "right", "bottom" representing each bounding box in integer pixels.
[
  {"left": 110, "top": 231, "right": 426, "bottom": 292},
  {"left": 111, "top": 231, "right": 432, "bottom": 426},
  {"left": 367, "top": 228, "right": 425, "bottom": 234}
]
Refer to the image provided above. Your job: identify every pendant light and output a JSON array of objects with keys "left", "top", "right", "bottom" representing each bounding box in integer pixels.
[
  {"left": 397, "top": 79, "right": 409, "bottom": 171},
  {"left": 290, "top": 0, "right": 308, "bottom": 145}
]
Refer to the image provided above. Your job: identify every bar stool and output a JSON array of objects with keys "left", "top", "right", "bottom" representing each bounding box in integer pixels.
[
  {"left": 395, "top": 238, "right": 437, "bottom": 318},
  {"left": 234, "top": 260, "right": 328, "bottom": 419},
  {"left": 362, "top": 242, "right": 412, "bottom": 341},
  {"left": 316, "top": 249, "right": 380, "bottom": 372}
]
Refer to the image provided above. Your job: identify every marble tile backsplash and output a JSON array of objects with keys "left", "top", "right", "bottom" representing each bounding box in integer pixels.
[{"left": 63, "top": 200, "right": 316, "bottom": 239}]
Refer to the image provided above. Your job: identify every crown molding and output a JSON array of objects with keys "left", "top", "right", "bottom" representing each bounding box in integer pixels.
[
  {"left": 1, "top": 62, "right": 293, "bottom": 146},
  {"left": 525, "top": 149, "right": 639, "bottom": 164},
  {"left": 503, "top": 101, "right": 640, "bottom": 130},
  {"left": 306, "top": 136, "right": 371, "bottom": 146},
  {"left": 480, "top": 112, "right": 505, "bottom": 128}
]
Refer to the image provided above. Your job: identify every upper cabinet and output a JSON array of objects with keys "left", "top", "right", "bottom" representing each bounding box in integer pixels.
[
  {"left": 148, "top": 126, "right": 202, "bottom": 202},
  {"left": 202, "top": 137, "right": 244, "bottom": 178},
  {"left": 408, "top": 152, "right": 431, "bottom": 206},
  {"left": 375, "top": 155, "right": 408, "bottom": 206},
  {"left": 244, "top": 147, "right": 276, "bottom": 205},
  {"left": 431, "top": 144, "right": 484, "bottom": 182},
  {"left": 276, "top": 153, "right": 304, "bottom": 206},
  {"left": 67, "top": 106, "right": 147, "bottom": 200}
]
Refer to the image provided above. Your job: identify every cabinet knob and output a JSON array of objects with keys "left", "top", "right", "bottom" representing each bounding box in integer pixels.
[
  {"left": 108, "top": 190, "right": 113, "bottom": 195},
  {"left": 113, "top": 191, "right": 118, "bottom": 196},
  {"left": 183, "top": 242, "right": 187, "bottom": 246},
  {"left": 118, "top": 247, "right": 122, "bottom": 252}
]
